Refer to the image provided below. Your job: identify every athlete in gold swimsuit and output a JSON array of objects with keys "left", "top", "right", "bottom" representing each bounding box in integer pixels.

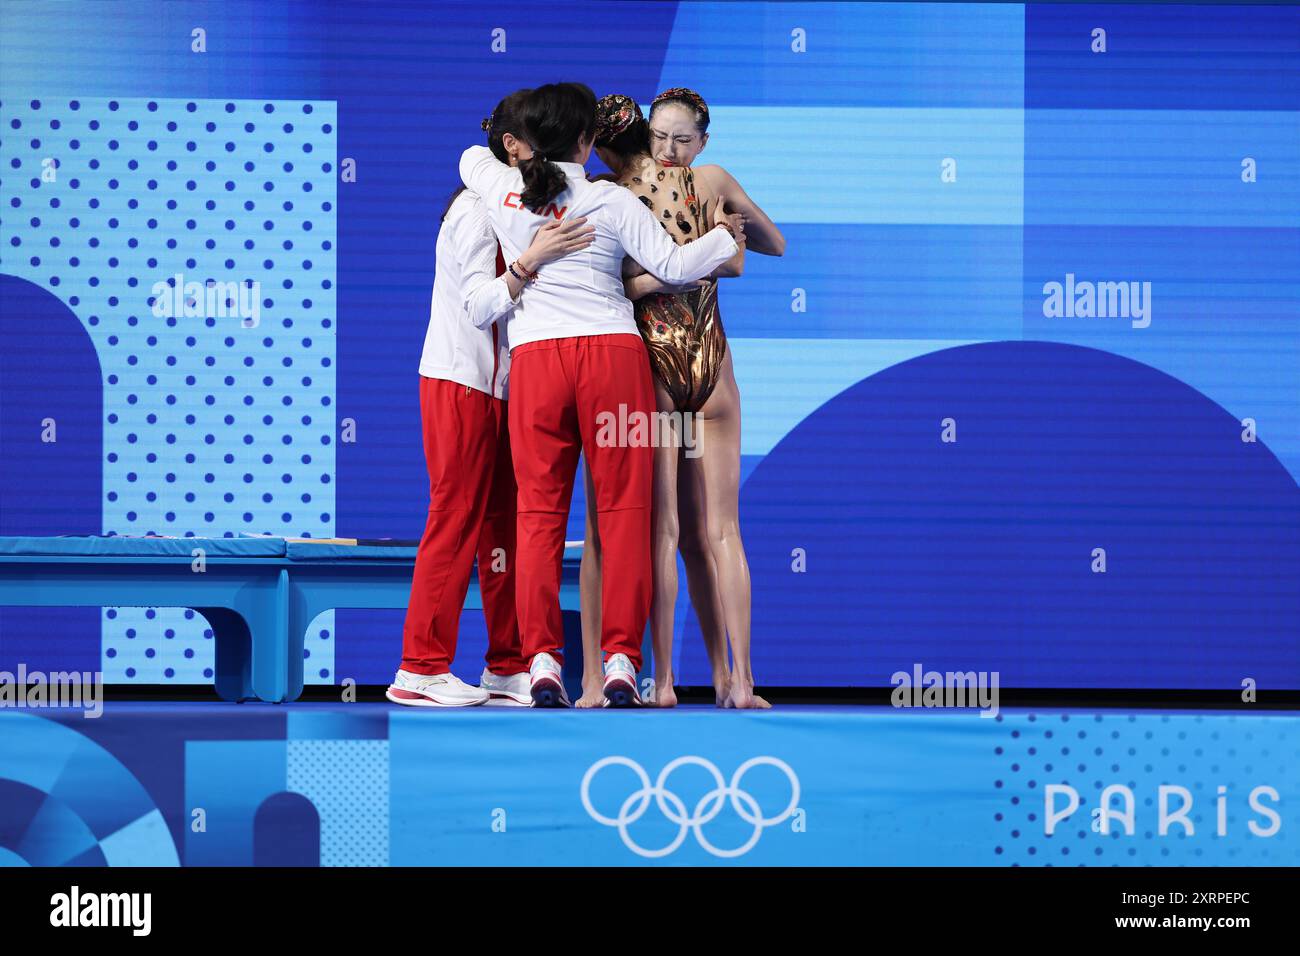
[
  {"left": 580, "top": 91, "right": 780, "bottom": 710},
  {"left": 617, "top": 163, "right": 728, "bottom": 412}
]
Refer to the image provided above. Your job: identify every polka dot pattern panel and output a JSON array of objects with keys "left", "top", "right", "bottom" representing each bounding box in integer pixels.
[
  {"left": 0, "top": 96, "right": 338, "bottom": 683},
  {"left": 287, "top": 739, "right": 388, "bottom": 866}
]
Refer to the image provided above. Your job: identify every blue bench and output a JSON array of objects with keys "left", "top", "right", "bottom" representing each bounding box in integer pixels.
[{"left": 0, "top": 536, "right": 584, "bottom": 702}]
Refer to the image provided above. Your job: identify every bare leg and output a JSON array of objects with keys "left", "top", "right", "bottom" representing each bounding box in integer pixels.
[
  {"left": 649, "top": 384, "right": 681, "bottom": 707},
  {"left": 676, "top": 455, "right": 731, "bottom": 703},
  {"left": 576, "top": 460, "right": 605, "bottom": 708},
  {"left": 696, "top": 349, "right": 768, "bottom": 709}
]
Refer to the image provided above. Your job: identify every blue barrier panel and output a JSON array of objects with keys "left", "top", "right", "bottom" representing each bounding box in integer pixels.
[{"left": 2, "top": 703, "right": 1294, "bottom": 867}]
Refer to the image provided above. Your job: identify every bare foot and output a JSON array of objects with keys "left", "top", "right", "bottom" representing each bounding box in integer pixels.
[
  {"left": 721, "top": 675, "right": 771, "bottom": 710},
  {"left": 714, "top": 678, "right": 731, "bottom": 708},
  {"left": 652, "top": 680, "right": 678, "bottom": 708},
  {"left": 576, "top": 680, "right": 605, "bottom": 709}
]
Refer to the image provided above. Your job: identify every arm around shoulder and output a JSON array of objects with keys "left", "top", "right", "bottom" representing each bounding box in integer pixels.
[
  {"left": 612, "top": 187, "right": 737, "bottom": 284},
  {"left": 460, "top": 145, "right": 503, "bottom": 194},
  {"left": 698, "top": 164, "right": 785, "bottom": 257}
]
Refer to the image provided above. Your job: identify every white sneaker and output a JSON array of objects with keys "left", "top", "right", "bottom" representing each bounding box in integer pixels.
[
  {"left": 479, "top": 667, "right": 531, "bottom": 706},
  {"left": 386, "top": 669, "right": 488, "bottom": 707},
  {"left": 529, "top": 652, "right": 570, "bottom": 708},
  {"left": 603, "top": 653, "right": 641, "bottom": 707}
]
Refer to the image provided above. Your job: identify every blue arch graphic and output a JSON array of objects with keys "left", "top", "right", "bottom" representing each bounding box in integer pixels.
[
  {"left": 254, "top": 790, "right": 320, "bottom": 866},
  {"left": 0, "top": 275, "right": 103, "bottom": 674}
]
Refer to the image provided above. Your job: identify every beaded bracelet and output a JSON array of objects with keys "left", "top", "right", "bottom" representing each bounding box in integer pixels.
[{"left": 508, "top": 260, "right": 538, "bottom": 283}]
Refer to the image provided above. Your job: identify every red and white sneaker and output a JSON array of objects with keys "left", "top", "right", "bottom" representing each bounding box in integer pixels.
[
  {"left": 479, "top": 667, "right": 531, "bottom": 706},
  {"left": 529, "top": 653, "right": 570, "bottom": 708},
  {"left": 603, "top": 653, "right": 642, "bottom": 707},
  {"left": 386, "top": 669, "right": 488, "bottom": 707}
]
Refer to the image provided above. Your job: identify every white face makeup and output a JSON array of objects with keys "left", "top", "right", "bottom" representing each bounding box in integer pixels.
[{"left": 648, "top": 103, "right": 707, "bottom": 167}]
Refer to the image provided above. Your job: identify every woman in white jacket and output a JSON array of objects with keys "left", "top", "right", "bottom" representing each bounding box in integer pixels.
[
  {"left": 388, "top": 90, "right": 596, "bottom": 708},
  {"left": 459, "top": 81, "right": 744, "bottom": 707}
]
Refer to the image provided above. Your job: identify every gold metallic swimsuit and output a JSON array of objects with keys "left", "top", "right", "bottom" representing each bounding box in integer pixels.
[{"left": 620, "top": 164, "right": 726, "bottom": 414}]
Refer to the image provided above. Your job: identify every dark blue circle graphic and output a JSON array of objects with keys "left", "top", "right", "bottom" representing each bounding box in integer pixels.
[{"left": 681, "top": 341, "right": 1300, "bottom": 689}]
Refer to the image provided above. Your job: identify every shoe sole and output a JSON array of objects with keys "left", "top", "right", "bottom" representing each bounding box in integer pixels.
[
  {"left": 485, "top": 693, "right": 531, "bottom": 707},
  {"left": 603, "top": 677, "right": 641, "bottom": 708},
  {"left": 385, "top": 687, "right": 486, "bottom": 708},
  {"left": 487, "top": 690, "right": 533, "bottom": 706},
  {"left": 530, "top": 677, "right": 569, "bottom": 708}
]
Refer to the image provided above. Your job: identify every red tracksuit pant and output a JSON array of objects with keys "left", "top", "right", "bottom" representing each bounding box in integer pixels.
[
  {"left": 400, "top": 375, "right": 525, "bottom": 676},
  {"left": 508, "top": 333, "right": 654, "bottom": 671}
]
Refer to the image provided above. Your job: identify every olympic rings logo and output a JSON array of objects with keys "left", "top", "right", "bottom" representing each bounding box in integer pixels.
[{"left": 580, "top": 755, "right": 801, "bottom": 858}]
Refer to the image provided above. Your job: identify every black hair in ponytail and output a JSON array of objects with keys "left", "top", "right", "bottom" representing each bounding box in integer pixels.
[{"left": 518, "top": 82, "right": 597, "bottom": 212}]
